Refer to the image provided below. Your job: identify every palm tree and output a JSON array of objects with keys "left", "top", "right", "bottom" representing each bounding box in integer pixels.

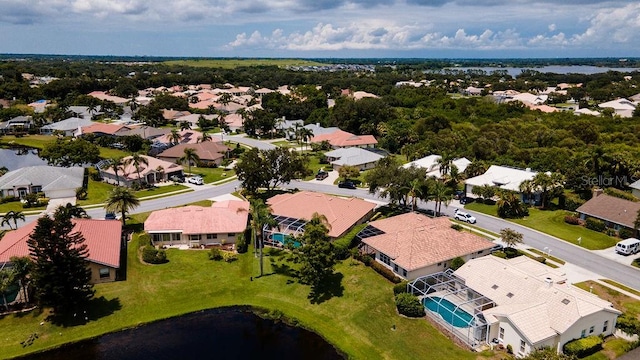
[
  {"left": 500, "top": 228, "right": 523, "bottom": 249},
  {"left": 437, "top": 153, "right": 454, "bottom": 176},
  {"left": 126, "top": 153, "right": 149, "bottom": 186},
  {"left": 197, "top": 131, "right": 212, "bottom": 143},
  {"left": 519, "top": 179, "right": 536, "bottom": 206},
  {"left": 169, "top": 129, "right": 182, "bottom": 146},
  {"left": 0, "top": 268, "right": 15, "bottom": 311},
  {"left": 407, "top": 178, "right": 425, "bottom": 212},
  {"left": 430, "top": 181, "right": 452, "bottom": 215},
  {"left": 9, "top": 256, "right": 32, "bottom": 304},
  {"left": 105, "top": 187, "right": 140, "bottom": 227},
  {"left": 1, "top": 211, "right": 25, "bottom": 230},
  {"left": 241, "top": 199, "right": 277, "bottom": 277},
  {"left": 299, "top": 128, "right": 314, "bottom": 151},
  {"left": 179, "top": 148, "right": 200, "bottom": 175},
  {"left": 56, "top": 203, "right": 89, "bottom": 219},
  {"left": 179, "top": 121, "right": 191, "bottom": 131},
  {"left": 107, "top": 156, "right": 126, "bottom": 186}
]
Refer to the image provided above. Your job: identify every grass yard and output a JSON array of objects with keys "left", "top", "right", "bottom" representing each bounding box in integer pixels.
[
  {"left": 465, "top": 203, "right": 619, "bottom": 250},
  {"left": 163, "top": 58, "right": 324, "bottom": 69},
  {"left": 0, "top": 201, "right": 46, "bottom": 214},
  {"left": 0, "top": 135, "right": 129, "bottom": 160},
  {"left": 0, "top": 212, "right": 485, "bottom": 360},
  {"left": 189, "top": 167, "right": 235, "bottom": 184},
  {"left": 78, "top": 179, "right": 190, "bottom": 206}
]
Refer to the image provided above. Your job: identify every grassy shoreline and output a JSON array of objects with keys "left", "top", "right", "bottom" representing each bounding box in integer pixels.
[{"left": 0, "top": 214, "right": 479, "bottom": 360}]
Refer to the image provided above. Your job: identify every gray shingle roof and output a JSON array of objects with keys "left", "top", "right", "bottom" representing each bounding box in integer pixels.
[
  {"left": 41, "top": 117, "right": 96, "bottom": 132},
  {"left": 0, "top": 166, "right": 84, "bottom": 192}
]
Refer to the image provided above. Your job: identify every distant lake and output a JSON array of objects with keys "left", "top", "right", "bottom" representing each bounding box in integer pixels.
[
  {"left": 19, "top": 308, "right": 344, "bottom": 360},
  {"left": 0, "top": 148, "right": 48, "bottom": 171},
  {"left": 442, "top": 65, "right": 640, "bottom": 77}
]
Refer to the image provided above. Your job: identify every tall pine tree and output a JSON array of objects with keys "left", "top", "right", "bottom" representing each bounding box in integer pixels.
[{"left": 27, "top": 208, "right": 94, "bottom": 315}]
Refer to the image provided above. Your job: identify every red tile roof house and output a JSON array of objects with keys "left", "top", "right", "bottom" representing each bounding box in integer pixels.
[
  {"left": 265, "top": 191, "right": 377, "bottom": 244},
  {"left": 310, "top": 129, "right": 378, "bottom": 149},
  {"left": 100, "top": 155, "right": 184, "bottom": 187},
  {"left": 157, "top": 141, "right": 230, "bottom": 167},
  {"left": 0, "top": 218, "right": 123, "bottom": 284},
  {"left": 576, "top": 193, "right": 640, "bottom": 233},
  {"left": 78, "top": 123, "right": 133, "bottom": 137},
  {"left": 358, "top": 212, "right": 495, "bottom": 280},
  {"left": 144, "top": 200, "right": 249, "bottom": 248}
]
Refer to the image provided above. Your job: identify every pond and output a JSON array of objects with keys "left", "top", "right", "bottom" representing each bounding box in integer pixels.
[
  {"left": 442, "top": 65, "right": 640, "bottom": 77},
  {"left": 18, "top": 308, "right": 345, "bottom": 360},
  {"left": 0, "top": 148, "right": 48, "bottom": 171}
]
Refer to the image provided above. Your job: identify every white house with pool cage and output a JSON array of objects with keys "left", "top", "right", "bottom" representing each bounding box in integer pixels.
[{"left": 408, "top": 256, "right": 621, "bottom": 357}]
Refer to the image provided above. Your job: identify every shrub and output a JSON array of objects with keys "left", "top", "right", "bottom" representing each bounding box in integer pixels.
[
  {"left": 236, "top": 232, "right": 249, "bottom": 254},
  {"left": 138, "top": 233, "right": 151, "bottom": 247},
  {"left": 222, "top": 252, "right": 237, "bottom": 262},
  {"left": 395, "top": 293, "right": 424, "bottom": 318},
  {"left": 450, "top": 257, "right": 465, "bottom": 270},
  {"left": 0, "top": 196, "right": 19, "bottom": 204},
  {"left": 563, "top": 335, "right": 603, "bottom": 358},
  {"left": 369, "top": 260, "right": 402, "bottom": 283},
  {"left": 616, "top": 313, "right": 640, "bottom": 335},
  {"left": 142, "top": 245, "right": 168, "bottom": 264},
  {"left": 506, "top": 344, "right": 513, "bottom": 354},
  {"left": 209, "top": 247, "right": 223, "bottom": 261},
  {"left": 393, "top": 281, "right": 409, "bottom": 295},
  {"left": 492, "top": 251, "right": 508, "bottom": 259},
  {"left": 450, "top": 224, "right": 464, "bottom": 231},
  {"left": 88, "top": 167, "right": 102, "bottom": 181},
  {"left": 606, "top": 228, "right": 617, "bottom": 237},
  {"left": 564, "top": 215, "right": 580, "bottom": 225},
  {"left": 585, "top": 218, "right": 606, "bottom": 232},
  {"left": 564, "top": 193, "right": 586, "bottom": 211},
  {"left": 604, "top": 187, "right": 638, "bottom": 202},
  {"left": 503, "top": 247, "right": 522, "bottom": 259},
  {"left": 618, "top": 228, "right": 634, "bottom": 239},
  {"left": 534, "top": 256, "right": 546, "bottom": 264}
]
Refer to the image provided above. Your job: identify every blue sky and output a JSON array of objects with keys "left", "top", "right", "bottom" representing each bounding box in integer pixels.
[{"left": 1, "top": 0, "right": 639, "bottom": 58}]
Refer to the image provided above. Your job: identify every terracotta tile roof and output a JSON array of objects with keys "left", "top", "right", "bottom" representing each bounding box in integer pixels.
[
  {"left": 157, "top": 142, "right": 229, "bottom": 162},
  {"left": 162, "top": 109, "right": 191, "bottom": 120},
  {"left": 80, "top": 123, "right": 131, "bottom": 135},
  {"left": 267, "top": 191, "right": 376, "bottom": 238},
  {"left": 0, "top": 218, "right": 122, "bottom": 268},
  {"left": 102, "top": 155, "right": 183, "bottom": 181},
  {"left": 576, "top": 194, "right": 640, "bottom": 228},
  {"left": 362, "top": 213, "right": 494, "bottom": 271},
  {"left": 87, "top": 91, "right": 128, "bottom": 104},
  {"left": 311, "top": 129, "right": 377, "bottom": 148},
  {"left": 144, "top": 202, "right": 249, "bottom": 235},
  {"left": 456, "top": 256, "right": 621, "bottom": 344}
]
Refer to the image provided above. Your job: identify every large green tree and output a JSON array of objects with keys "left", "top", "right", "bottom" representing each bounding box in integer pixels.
[
  {"left": 105, "top": 187, "right": 140, "bottom": 226},
  {"left": 500, "top": 228, "right": 524, "bottom": 249},
  {"left": 236, "top": 147, "right": 311, "bottom": 194},
  {"left": 40, "top": 138, "right": 100, "bottom": 167},
  {"left": 292, "top": 213, "right": 336, "bottom": 289},
  {"left": 0, "top": 268, "right": 15, "bottom": 311},
  {"left": 27, "top": 208, "right": 94, "bottom": 315}
]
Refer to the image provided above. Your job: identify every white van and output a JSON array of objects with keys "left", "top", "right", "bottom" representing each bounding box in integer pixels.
[{"left": 615, "top": 238, "right": 640, "bottom": 255}]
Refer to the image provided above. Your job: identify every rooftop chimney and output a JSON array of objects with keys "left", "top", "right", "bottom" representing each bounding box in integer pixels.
[
  {"left": 545, "top": 277, "right": 553, "bottom": 288},
  {"left": 593, "top": 188, "right": 604, "bottom": 198}
]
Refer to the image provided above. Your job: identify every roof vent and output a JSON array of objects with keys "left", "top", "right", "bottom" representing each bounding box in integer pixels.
[
  {"left": 561, "top": 298, "right": 571, "bottom": 305},
  {"left": 491, "top": 284, "right": 499, "bottom": 290},
  {"left": 506, "top": 292, "right": 514, "bottom": 298},
  {"left": 545, "top": 277, "right": 553, "bottom": 288}
]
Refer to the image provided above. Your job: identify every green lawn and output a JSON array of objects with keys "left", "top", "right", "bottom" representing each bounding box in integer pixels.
[
  {"left": 189, "top": 167, "right": 235, "bottom": 184},
  {"left": 1, "top": 135, "right": 130, "bottom": 160},
  {"left": 78, "top": 180, "right": 190, "bottom": 206},
  {"left": 0, "top": 214, "right": 481, "bottom": 360},
  {"left": 303, "top": 153, "right": 330, "bottom": 180},
  {"left": 465, "top": 203, "right": 619, "bottom": 250}
]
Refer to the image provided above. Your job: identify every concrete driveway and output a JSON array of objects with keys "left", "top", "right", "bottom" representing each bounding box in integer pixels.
[
  {"left": 308, "top": 169, "right": 339, "bottom": 185},
  {"left": 592, "top": 247, "right": 639, "bottom": 266}
]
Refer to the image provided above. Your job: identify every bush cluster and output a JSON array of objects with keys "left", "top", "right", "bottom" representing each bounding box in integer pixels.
[
  {"left": 393, "top": 281, "right": 409, "bottom": 295},
  {"left": 585, "top": 218, "right": 606, "bottom": 232},
  {"left": 618, "top": 228, "right": 634, "bottom": 239},
  {"left": 236, "top": 230, "right": 250, "bottom": 254},
  {"left": 450, "top": 224, "right": 464, "bottom": 231},
  {"left": 617, "top": 313, "right": 640, "bottom": 335},
  {"left": 369, "top": 260, "right": 403, "bottom": 284},
  {"left": 604, "top": 187, "right": 638, "bottom": 202},
  {"left": 222, "top": 252, "right": 237, "bottom": 262},
  {"left": 563, "top": 193, "right": 586, "bottom": 211},
  {"left": 0, "top": 196, "right": 20, "bottom": 204},
  {"left": 563, "top": 336, "right": 603, "bottom": 358},
  {"left": 564, "top": 215, "right": 580, "bottom": 225},
  {"left": 209, "top": 247, "right": 223, "bottom": 261},
  {"left": 142, "top": 245, "right": 168, "bottom": 264},
  {"left": 394, "top": 293, "right": 424, "bottom": 318}
]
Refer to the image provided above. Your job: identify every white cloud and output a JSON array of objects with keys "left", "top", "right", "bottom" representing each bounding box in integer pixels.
[{"left": 548, "top": 23, "right": 556, "bottom": 31}]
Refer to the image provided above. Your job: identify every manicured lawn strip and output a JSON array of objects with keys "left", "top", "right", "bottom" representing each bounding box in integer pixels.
[
  {"left": 600, "top": 279, "right": 640, "bottom": 297},
  {"left": 189, "top": 167, "right": 235, "bottom": 184},
  {"left": 0, "top": 201, "right": 46, "bottom": 214},
  {"left": 97, "top": 147, "right": 129, "bottom": 159},
  {"left": 272, "top": 140, "right": 295, "bottom": 147},
  {"left": 451, "top": 219, "right": 500, "bottom": 238},
  {"left": 465, "top": 203, "right": 618, "bottom": 250},
  {"left": 0, "top": 135, "right": 128, "bottom": 160},
  {"left": 78, "top": 180, "right": 191, "bottom": 206},
  {"left": 526, "top": 248, "right": 566, "bottom": 265},
  {"left": 0, "top": 217, "right": 478, "bottom": 360}
]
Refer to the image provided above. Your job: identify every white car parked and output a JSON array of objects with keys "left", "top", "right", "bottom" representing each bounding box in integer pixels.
[
  {"left": 187, "top": 176, "right": 204, "bottom": 185},
  {"left": 454, "top": 209, "right": 477, "bottom": 224}
]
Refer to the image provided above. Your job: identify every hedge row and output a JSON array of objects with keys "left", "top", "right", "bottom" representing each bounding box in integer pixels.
[{"left": 563, "top": 335, "right": 603, "bottom": 358}]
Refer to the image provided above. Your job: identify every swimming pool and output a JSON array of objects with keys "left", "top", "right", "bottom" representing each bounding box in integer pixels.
[
  {"left": 423, "top": 297, "right": 474, "bottom": 328},
  {"left": 269, "top": 233, "right": 301, "bottom": 248}
]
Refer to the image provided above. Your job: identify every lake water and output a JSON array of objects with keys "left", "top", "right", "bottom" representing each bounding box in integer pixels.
[
  {"left": 442, "top": 65, "right": 640, "bottom": 77},
  {"left": 0, "top": 148, "right": 48, "bottom": 171},
  {"left": 18, "top": 308, "right": 345, "bottom": 360}
]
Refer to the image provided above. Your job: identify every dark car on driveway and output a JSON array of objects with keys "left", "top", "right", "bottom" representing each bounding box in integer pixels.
[
  {"left": 338, "top": 180, "right": 356, "bottom": 189},
  {"left": 315, "top": 171, "right": 329, "bottom": 180},
  {"left": 170, "top": 175, "right": 185, "bottom": 183}
]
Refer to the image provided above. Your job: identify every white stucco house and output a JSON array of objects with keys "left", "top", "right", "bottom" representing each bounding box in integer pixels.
[{"left": 409, "top": 256, "right": 621, "bottom": 357}]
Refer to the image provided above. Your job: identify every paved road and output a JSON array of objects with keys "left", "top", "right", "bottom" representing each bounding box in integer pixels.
[{"left": 226, "top": 134, "right": 276, "bottom": 150}]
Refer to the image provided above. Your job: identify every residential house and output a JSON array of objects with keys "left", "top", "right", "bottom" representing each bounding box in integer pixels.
[
  {"left": 144, "top": 200, "right": 249, "bottom": 247},
  {"left": 40, "top": 117, "right": 97, "bottom": 136},
  {"left": 0, "top": 218, "right": 123, "bottom": 283},
  {"left": 403, "top": 154, "right": 471, "bottom": 179},
  {"left": 100, "top": 155, "right": 183, "bottom": 186},
  {"left": 87, "top": 91, "right": 129, "bottom": 105},
  {"left": 359, "top": 213, "right": 495, "bottom": 280},
  {"left": 174, "top": 114, "right": 215, "bottom": 129},
  {"left": 0, "top": 116, "right": 33, "bottom": 133},
  {"left": 157, "top": 141, "right": 230, "bottom": 167},
  {"left": 154, "top": 129, "right": 216, "bottom": 146},
  {"left": 576, "top": 193, "right": 640, "bottom": 232},
  {"left": 311, "top": 129, "right": 377, "bottom": 149},
  {"left": 598, "top": 98, "right": 637, "bottom": 118},
  {"left": 78, "top": 123, "right": 133, "bottom": 137},
  {"left": 629, "top": 179, "right": 640, "bottom": 199},
  {"left": 68, "top": 105, "right": 103, "bottom": 119},
  {"left": 118, "top": 126, "right": 170, "bottom": 140},
  {"left": 163, "top": 109, "right": 192, "bottom": 122},
  {"left": 0, "top": 165, "right": 84, "bottom": 199},
  {"left": 324, "top": 147, "right": 384, "bottom": 171},
  {"left": 276, "top": 118, "right": 304, "bottom": 141},
  {"left": 266, "top": 191, "right": 376, "bottom": 240},
  {"left": 409, "top": 256, "right": 620, "bottom": 356},
  {"left": 465, "top": 165, "right": 538, "bottom": 200}
]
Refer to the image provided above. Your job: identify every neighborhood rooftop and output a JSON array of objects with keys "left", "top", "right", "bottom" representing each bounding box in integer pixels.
[
  {"left": 144, "top": 201, "right": 250, "bottom": 235},
  {"left": 576, "top": 193, "right": 640, "bottom": 229}
]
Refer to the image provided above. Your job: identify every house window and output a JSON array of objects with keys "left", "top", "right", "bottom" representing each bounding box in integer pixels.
[
  {"left": 227, "top": 233, "right": 235, "bottom": 237},
  {"left": 393, "top": 264, "right": 399, "bottom": 273},
  {"left": 379, "top": 253, "right": 391, "bottom": 266},
  {"left": 519, "top": 340, "right": 526, "bottom": 354},
  {"left": 589, "top": 326, "right": 594, "bottom": 334},
  {"left": 207, "top": 234, "right": 218, "bottom": 240},
  {"left": 477, "top": 250, "right": 483, "bottom": 254},
  {"left": 603, "top": 321, "right": 608, "bottom": 332},
  {"left": 437, "top": 262, "right": 442, "bottom": 267},
  {"left": 189, "top": 234, "right": 201, "bottom": 241},
  {"left": 99, "top": 268, "right": 110, "bottom": 279},
  {"left": 402, "top": 269, "right": 407, "bottom": 277},
  {"left": 581, "top": 329, "right": 586, "bottom": 338},
  {"left": 499, "top": 327, "right": 504, "bottom": 340}
]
